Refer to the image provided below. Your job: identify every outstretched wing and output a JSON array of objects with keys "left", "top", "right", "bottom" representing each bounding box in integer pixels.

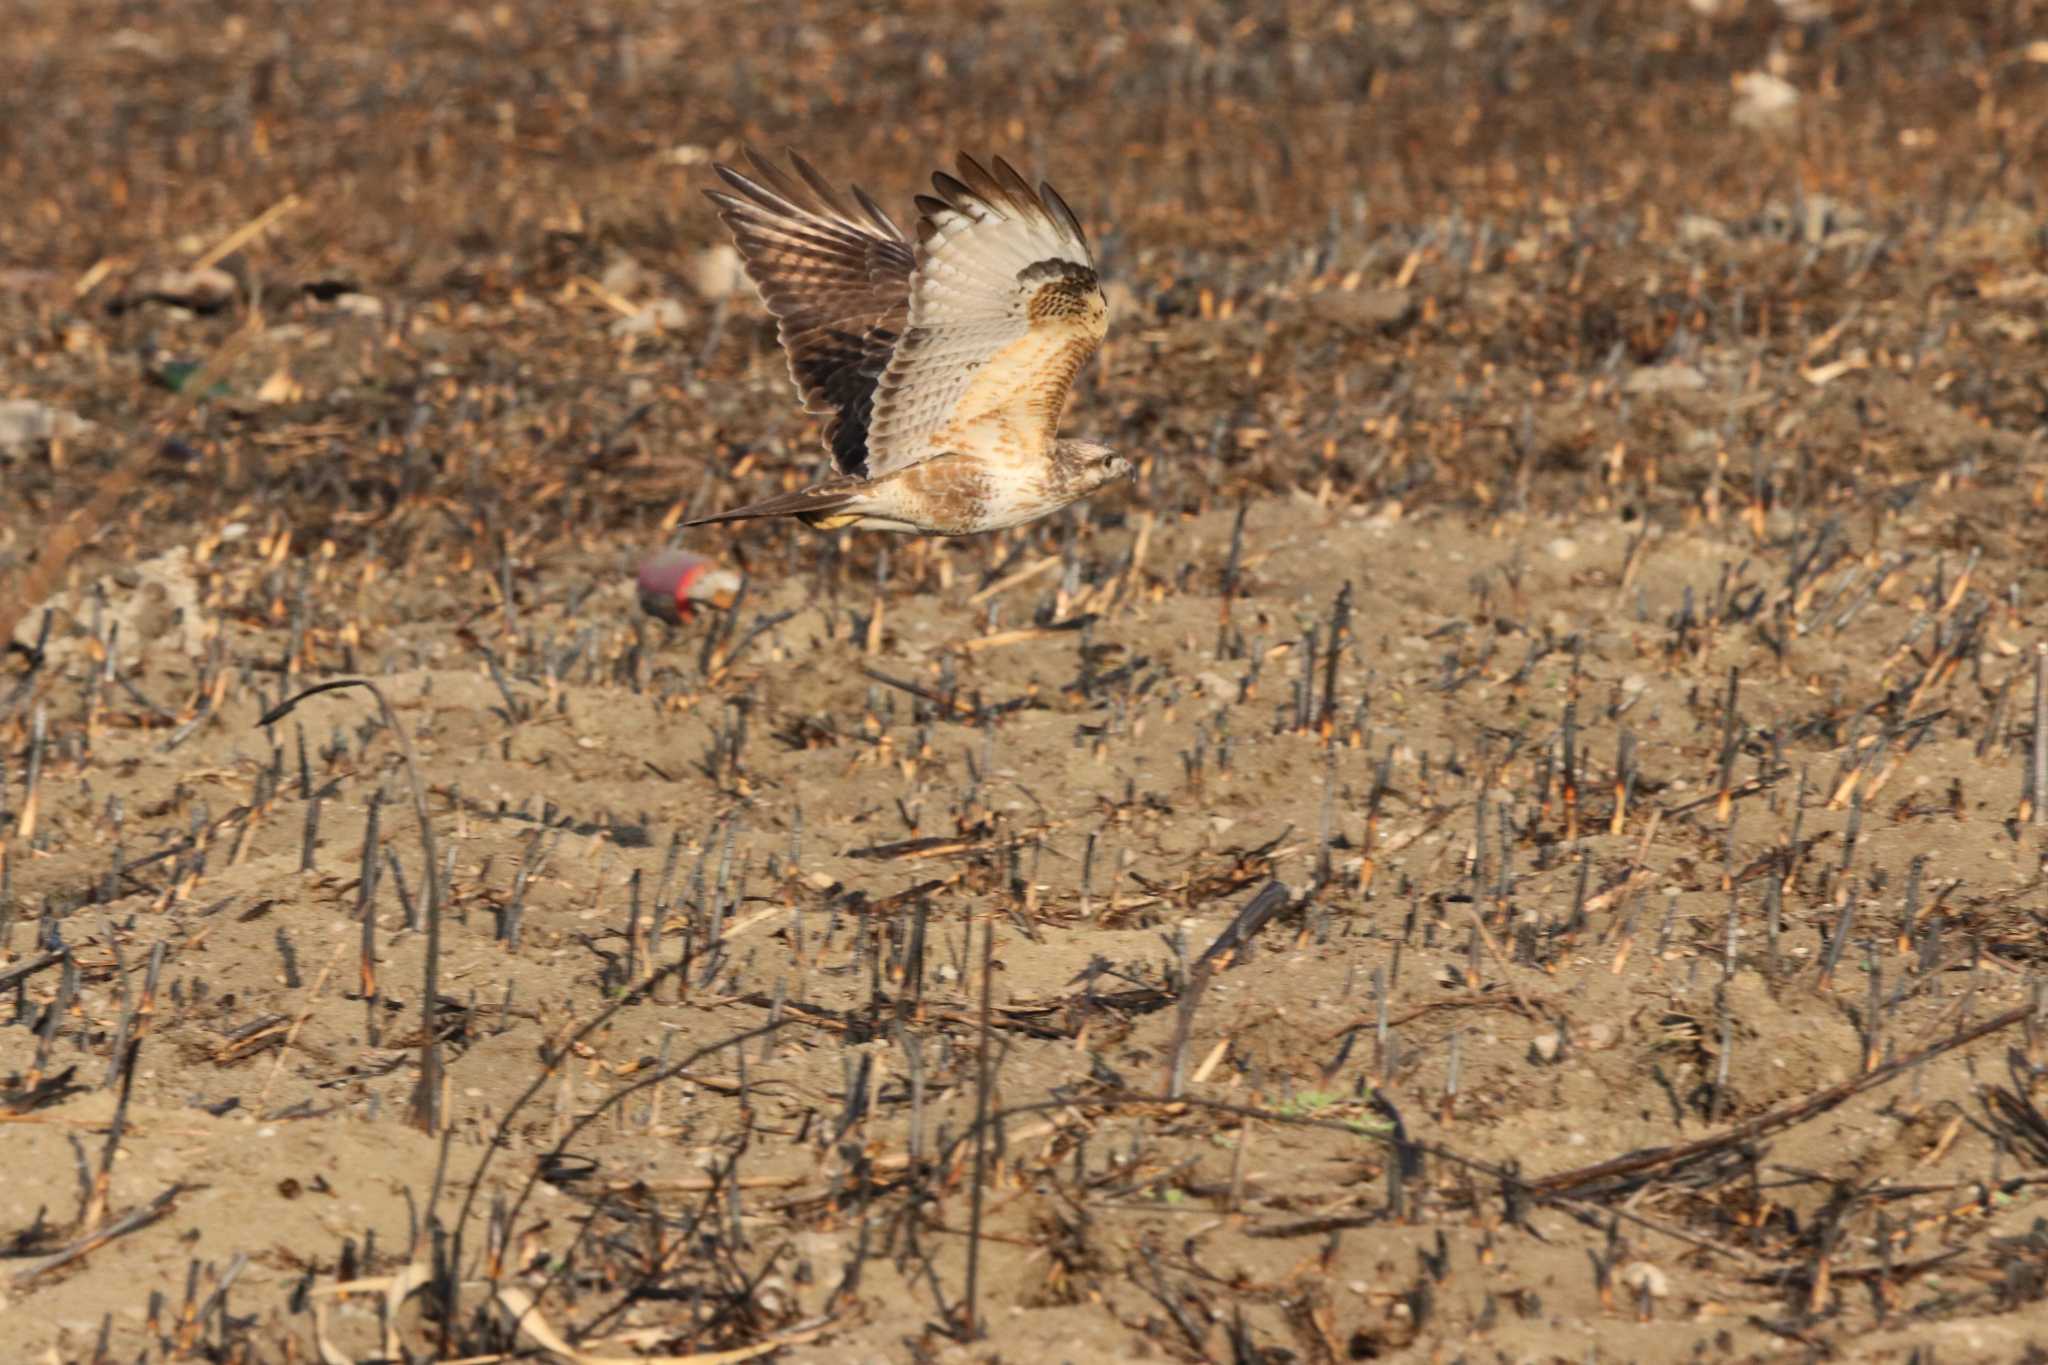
[
  {"left": 705, "top": 148, "right": 916, "bottom": 478},
  {"left": 863, "top": 153, "right": 1107, "bottom": 478}
]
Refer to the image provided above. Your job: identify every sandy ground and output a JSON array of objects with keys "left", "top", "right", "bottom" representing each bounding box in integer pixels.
[{"left": 5, "top": 1, "right": 2048, "bottom": 1361}]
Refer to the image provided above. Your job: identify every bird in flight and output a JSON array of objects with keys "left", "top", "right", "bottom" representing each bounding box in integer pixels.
[{"left": 686, "top": 148, "right": 1128, "bottom": 536}]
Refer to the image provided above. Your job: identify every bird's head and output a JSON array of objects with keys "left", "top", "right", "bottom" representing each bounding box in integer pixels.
[{"left": 1067, "top": 441, "right": 1132, "bottom": 492}]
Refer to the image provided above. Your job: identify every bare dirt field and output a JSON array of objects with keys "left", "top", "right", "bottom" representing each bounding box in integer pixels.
[{"left": 5, "top": 2, "right": 2048, "bottom": 1360}]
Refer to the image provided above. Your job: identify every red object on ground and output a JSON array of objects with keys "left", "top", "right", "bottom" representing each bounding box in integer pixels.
[{"left": 636, "top": 549, "right": 740, "bottom": 624}]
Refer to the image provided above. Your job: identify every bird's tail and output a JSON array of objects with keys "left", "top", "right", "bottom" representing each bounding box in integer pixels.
[{"left": 681, "top": 484, "right": 863, "bottom": 529}]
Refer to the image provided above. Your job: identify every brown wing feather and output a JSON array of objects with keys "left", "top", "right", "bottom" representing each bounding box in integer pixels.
[{"left": 705, "top": 148, "right": 915, "bottom": 478}]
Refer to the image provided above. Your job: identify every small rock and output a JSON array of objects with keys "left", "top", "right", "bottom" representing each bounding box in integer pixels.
[
  {"left": 1196, "top": 671, "right": 1235, "bottom": 701},
  {"left": 1619, "top": 1261, "right": 1670, "bottom": 1299},
  {"left": 105, "top": 27, "right": 169, "bottom": 59},
  {"left": 1989, "top": 313, "right": 2041, "bottom": 345},
  {"left": 1584, "top": 1020, "right": 1621, "bottom": 1051},
  {"left": 686, "top": 245, "right": 744, "bottom": 301},
  {"left": 600, "top": 251, "right": 649, "bottom": 300},
  {"left": 1678, "top": 213, "right": 1730, "bottom": 246},
  {"left": 609, "top": 297, "right": 688, "bottom": 339},
  {"left": 1624, "top": 364, "right": 1707, "bottom": 395},
  {"left": 133, "top": 265, "right": 238, "bottom": 312},
  {"left": 1528, "top": 1031, "right": 1563, "bottom": 1065},
  {"left": 256, "top": 367, "right": 304, "bottom": 404},
  {"left": 333, "top": 292, "right": 384, "bottom": 318},
  {"left": 1731, "top": 70, "right": 1799, "bottom": 132},
  {"left": 1305, "top": 287, "right": 1415, "bottom": 330},
  {"left": 1546, "top": 537, "right": 1579, "bottom": 562},
  {"left": 1358, "top": 498, "right": 1405, "bottom": 527},
  {"left": 0, "top": 400, "right": 97, "bottom": 461}
]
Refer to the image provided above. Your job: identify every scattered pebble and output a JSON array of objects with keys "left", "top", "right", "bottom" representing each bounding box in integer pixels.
[
  {"left": 1732, "top": 70, "right": 1800, "bottom": 132},
  {"left": 256, "top": 367, "right": 303, "bottom": 404},
  {"left": 0, "top": 399, "right": 96, "bottom": 461},
  {"left": 332, "top": 291, "right": 384, "bottom": 318},
  {"left": 1623, "top": 364, "right": 1707, "bottom": 395},
  {"left": 131, "top": 264, "right": 238, "bottom": 312},
  {"left": 1679, "top": 213, "right": 1731, "bottom": 245},
  {"left": 1619, "top": 1261, "right": 1670, "bottom": 1299},
  {"left": 687, "top": 245, "right": 744, "bottom": 301},
  {"left": 1304, "top": 287, "right": 1415, "bottom": 330},
  {"left": 600, "top": 251, "right": 650, "bottom": 300},
  {"left": 610, "top": 297, "right": 688, "bottom": 339}
]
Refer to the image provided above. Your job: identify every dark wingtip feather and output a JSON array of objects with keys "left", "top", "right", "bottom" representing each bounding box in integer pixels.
[
  {"left": 852, "top": 184, "right": 903, "bottom": 240},
  {"left": 711, "top": 162, "right": 794, "bottom": 221},
  {"left": 954, "top": 152, "right": 1034, "bottom": 222},
  {"left": 929, "top": 169, "right": 974, "bottom": 212},
  {"left": 711, "top": 162, "right": 752, "bottom": 196},
  {"left": 989, "top": 155, "right": 1038, "bottom": 207},
  {"left": 953, "top": 151, "right": 998, "bottom": 198},
  {"left": 740, "top": 146, "right": 812, "bottom": 210},
  {"left": 786, "top": 148, "right": 854, "bottom": 218},
  {"left": 1039, "top": 179, "right": 1089, "bottom": 250}
]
